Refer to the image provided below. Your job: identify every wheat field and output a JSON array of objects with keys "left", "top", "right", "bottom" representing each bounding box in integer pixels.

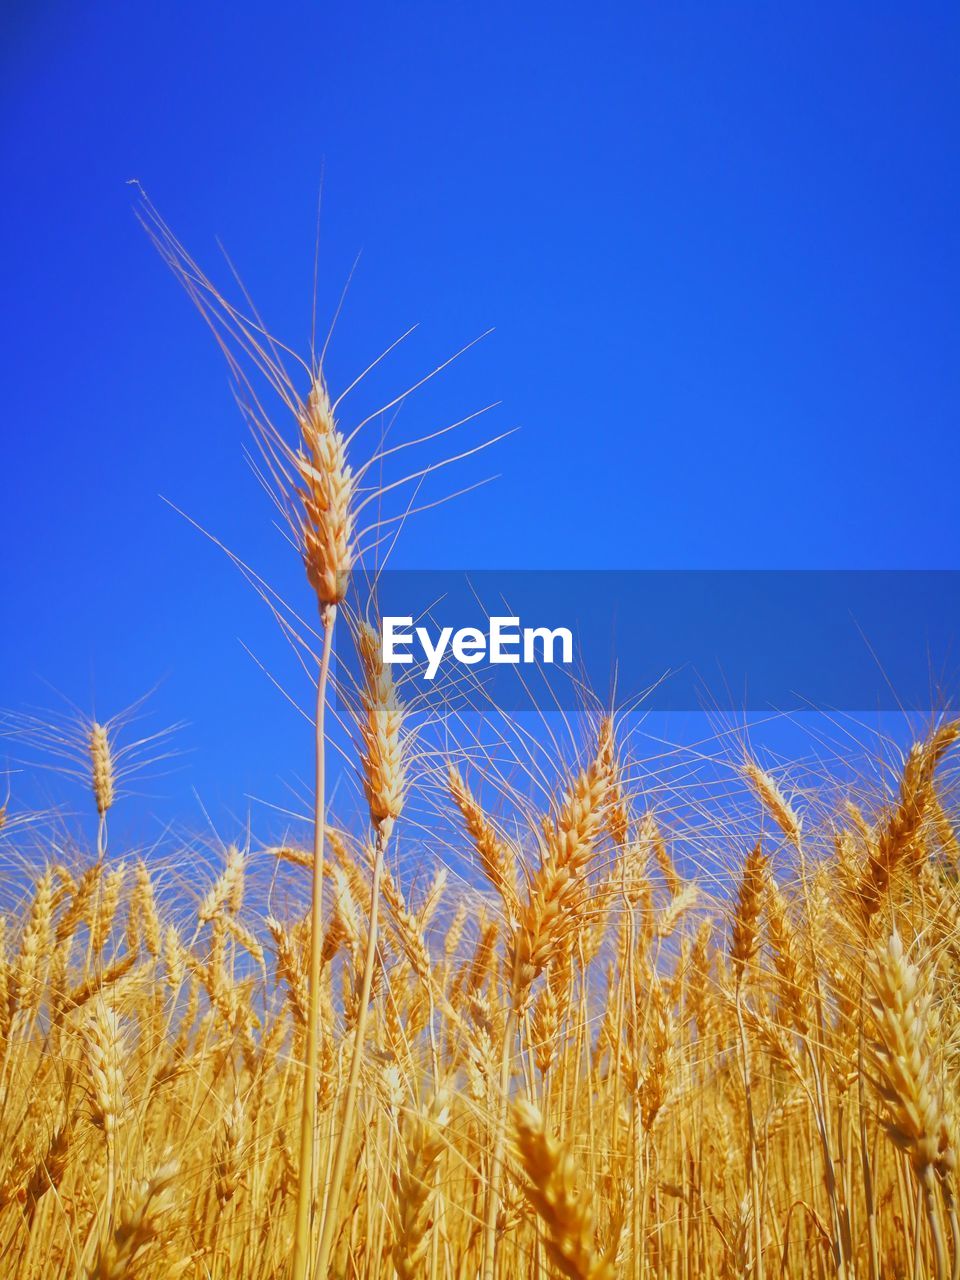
[{"left": 1, "top": 217, "right": 958, "bottom": 1280}]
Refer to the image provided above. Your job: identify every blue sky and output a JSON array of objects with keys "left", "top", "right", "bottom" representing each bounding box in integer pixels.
[{"left": 1, "top": 4, "right": 957, "bottom": 839}]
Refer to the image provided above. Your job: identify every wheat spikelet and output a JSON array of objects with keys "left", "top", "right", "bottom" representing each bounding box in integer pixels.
[
  {"left": 462, "top": 918, "right": 499, "bottom": 1004},
  {"left": 513, "top": 1098, "right": 615, "bottom": 1280},
  {"left": 597, "top": 716, "right": 630, "bottom": 848},
  {"left": 511, "top": 758, "right": 608, "bottom": 1004},
  {"left": 89, "top": 722, "right": 116, "bottom": 818},
  {"left": 83, "top": 998, "right": 127, "bottom": 1138},
  {"left": 639, "top": 811, "right": 682, "bottom": 897},
  {"left": 162, "top": 924, "right": 186, "bottom": 991},
  {"left": 85, "top": 1157, "right": 181, "bottom": 1279},
  {"left": 419, "top": 868, "right": 448, "bottom": 929},
  {"left": 443, "top": 900, "right": 469, "bottom": 961},
  {"left": 296, "top": 375, "right": 355, "bottom": 609},
  {"left": 51, "top": 862, "right": 75, "bottom": 912},
  {"left": 867, "top": 930, "right": 947, "bottom": 1182},
  {"left": 24, "top": 1119, "right": 71, "bottom": 1217},
  {"left": 256, "top": 1009, "right": 289, "bottom": 1078},
  {"left": 215, "top": 1090, "right": 247, "bottom": 1206},
  {"left": 449, "top": 764, "right": 516, "bottom": 908},
  {"left": 686, "top": 918, "right": 716, "bottom": 1042},
  {"left": 929, "top": 795, "right": 960, "bottom": 863},
  {"left": 744, "top": 1001, "right": 803, "bottom": 1075},
  {"left": 655, "top": 881, "right": 699, "bottom": 939},
  {"left": 270, "top": 844, "right": 319, "bottom": 869},
  {"left": 198, "top": 845, "right": 245, "bottom": 924},
  {"left": 845, "top": 799, "right": 874, "bottom": 846},
  {"left": 205, "top": 915, "right": 231, "bottom": 1015},
  {"left": 269, "top": 829, "right": 348, "bottom": 871},
  {"left": 267, "top": 917, "right": 309, "bottom": 1026},
  {"left": 11, "top": 868, "right": 54, "bottom": 1016},
  {"left": 765, "top": 882, "right": 809, "bottom": 1034},
  {"left": 921, "top": 862, "right": 960, "bottom": 970},
  {"left": 224, "top": 914, "right": 266, "bottom": 968},
  {"left": 55, "top": 860, "right": 102, "bottom": 944},
  {"left": 391, "top": 1087, "right": 451, "bottom": 1280},
  {"left": 730, "top": 841, "right": 768, "bottom": 979},
  {"left": 742, "top": 759, "right": 802, "bottom": 844},
  {"left": 328, "top": 865, "right": 361, "bottom": 960},
  {"left": 638, "top": 975, "right": 672, "bottom": 1133},
  {"left": 130, "top": 861, "right": 161, "bottom": 958},
  {"left": 858, "top": 722, "right": 959, "bottom": 921},
  {"left": 322, "top": 912, "right": 349, "bottom": 975},
  {"left": 531, "top": 974, "right": 561, "bottom": 1076},
  {"left": 380, "top": 861, "right": 432, "bottom": 984},
  {"left": 357, "top": 622, "right": 407, "bottom": 835},
  {"left": 91, "top": 862, "right": 126, "bottom": 957}
]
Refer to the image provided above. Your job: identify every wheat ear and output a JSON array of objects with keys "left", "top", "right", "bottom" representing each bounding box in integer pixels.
[
  {"left": 89, "top": 722, "right": 115, "bottom": 858},
  {"left": 513, "top": 1097, "right": 615, "bottom": 1280},
  {"left": 391, "top": 1087, "right": 452, "bottom": 1280},
  {"left": 83, "top": 998, "right": 126, "bottom": 1234},
  {"left": 448, "top": 764, "right": 517, "bottom": 912},
  {"left": 858, "top": 722, "right": 959, "bottom": 923},
  {"left": 742, "top": 759, "right": 802, "bottom": 845},
  {"left": 85, "top": 1157, "right": 180, "bottom": 1280},
  {"left": 868, "top": 930, "right": 952, "bottom": 1279}
]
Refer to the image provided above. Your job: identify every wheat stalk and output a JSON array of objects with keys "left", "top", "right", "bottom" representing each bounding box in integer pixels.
[
  {"left": 391, "top": 1087, "right": 451, "bottom": 1280},
  {"left": 867, "top": 930, "right": 952, "bottom": 1278},
  {"left": 513, "top": 1097, "right": 615, "bottom": 1280}
]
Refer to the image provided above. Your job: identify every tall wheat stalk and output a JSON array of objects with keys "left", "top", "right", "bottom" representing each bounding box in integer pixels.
[{"left": 291, "top": 373, "right": 355, "bottom": 1280}]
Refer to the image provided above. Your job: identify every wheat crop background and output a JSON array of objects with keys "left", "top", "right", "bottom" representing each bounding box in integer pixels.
[{"left": 1, "top": 215, "right": 958, "bottom": 1280}]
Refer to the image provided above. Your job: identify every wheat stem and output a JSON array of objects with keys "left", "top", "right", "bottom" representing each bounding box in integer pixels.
[
  {"left": 291, "top": 604, "right": 336, "bottom": 1280},
  {"left": 315, "top": 824, "right": 389, "bottom": 1279},
  {"left": 483, "top": 1005, "right": 519, "bottom": 1280}
]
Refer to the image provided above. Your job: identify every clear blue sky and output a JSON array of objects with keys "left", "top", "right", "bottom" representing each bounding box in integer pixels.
[{"left": 1, "top": 4, "right": 958, "bottom": 836}]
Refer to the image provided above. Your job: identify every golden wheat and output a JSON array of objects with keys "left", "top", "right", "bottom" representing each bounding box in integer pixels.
[{"left": 2, "top": 220, "right": 958, "bottom": 1280}]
